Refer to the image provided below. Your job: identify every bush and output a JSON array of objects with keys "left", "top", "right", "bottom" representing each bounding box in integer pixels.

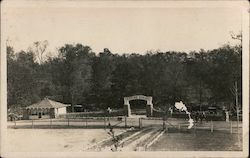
[
  {"left": 59, "top": 109, "right": 125, "bottom": 118},
  {"left": 205, "top": 114, "right": 224, "bottom": 121}
]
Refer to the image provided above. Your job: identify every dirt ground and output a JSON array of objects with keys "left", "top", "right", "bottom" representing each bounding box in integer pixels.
[
  {"left": 6, "top": 120, "right": 243, "bottom": 152},
  {"left": 7, "top": 128, "right": 125, "bottom": 152}
]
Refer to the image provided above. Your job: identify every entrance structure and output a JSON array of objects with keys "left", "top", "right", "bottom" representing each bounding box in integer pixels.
[{"left": 124, "top": 95, "right": 153, "bottom": 117}]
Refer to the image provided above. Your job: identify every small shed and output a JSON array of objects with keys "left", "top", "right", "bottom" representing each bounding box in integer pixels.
[
  {"left": 25, "top": 98, "right": 70, "bottom": 120},
  {"left": 73, "top": 104, "right": 84, "bottom": 112}
]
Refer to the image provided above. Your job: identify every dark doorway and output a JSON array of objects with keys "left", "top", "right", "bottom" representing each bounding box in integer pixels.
[
  {"left": 130, "top": 100, "right": 147, "bottom": 115},
  {"left": 38, "top": 112, "right": 42, "bottom": 118}
]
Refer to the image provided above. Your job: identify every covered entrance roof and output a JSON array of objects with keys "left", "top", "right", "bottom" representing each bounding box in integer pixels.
[{"left": 26, "top": 98, "right": 70, "bottom": 109}]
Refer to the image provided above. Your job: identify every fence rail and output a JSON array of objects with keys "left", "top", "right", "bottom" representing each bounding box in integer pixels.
[{"left": 8, "top": 117, "right": 242, "bottom": 134}]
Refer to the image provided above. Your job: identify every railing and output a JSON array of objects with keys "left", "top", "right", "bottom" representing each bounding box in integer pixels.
[{"left": 8, "top": 117, "right": 126, "bottom": 129}]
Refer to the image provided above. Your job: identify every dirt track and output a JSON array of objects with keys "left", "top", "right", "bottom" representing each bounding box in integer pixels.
[{"left": 86, "top": 127, "right": 164, "bottom": 151}]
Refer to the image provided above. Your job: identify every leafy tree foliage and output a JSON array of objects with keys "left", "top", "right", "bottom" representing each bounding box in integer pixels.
[
  {"left": 58, "top": 44, "right": 94, "bottom": 111},
  {"left": 7, "top": 43, "right": 242, "bottom": 112},
  {"left": 7, "top": 47, "right": 40, "bottom": 107}
]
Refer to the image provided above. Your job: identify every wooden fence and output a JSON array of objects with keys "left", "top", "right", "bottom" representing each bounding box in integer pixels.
[{"left": 9, "top": 117, "right": 242, "bottom": 134}]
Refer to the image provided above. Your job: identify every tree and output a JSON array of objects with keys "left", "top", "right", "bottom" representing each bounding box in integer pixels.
[
  {"left": 29, "top": 40, "right": 49, "bottom": 64},
  {"left": 58, "top": 44, "right": 94, "bottom": 112},
  {"left": 91, "top": 48, "right": 115, "bottom": 109},
  {"left": 230, "top": 32, "right": 242, "bottom": 129},
  {"left": 7, "top": 38, "right": 242, "bottom": 115},
  {"left": 185, "top": 50, "right": 212, "bottom": 110},
  {"left": 7, "top": 48, "right": 40, "bottom": 107}
]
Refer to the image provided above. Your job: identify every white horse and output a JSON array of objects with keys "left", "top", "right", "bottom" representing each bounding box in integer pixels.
[{"left": 175, "top": 101, "right": 193, "bottom": 129}]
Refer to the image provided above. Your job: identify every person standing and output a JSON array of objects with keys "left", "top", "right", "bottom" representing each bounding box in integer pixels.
[
  {"left": 199, "top": 111, "right": 204, "bottom": 123},
  {"left": 168, "top": 107, "right": 173, "bottom": 117},
  {"left": 225, "top": 111, "right": 229, "bottom": 122},
  {"left": 194, "top": 111, "right": 199, "bottom": 123},
  {"left": 202, "top": 111, "right": 207, "bottom": 122}
]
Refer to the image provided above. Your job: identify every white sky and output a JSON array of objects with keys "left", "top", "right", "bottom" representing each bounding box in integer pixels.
[{"left": 3, "top": 1, "right": 242, "bottom": 55}]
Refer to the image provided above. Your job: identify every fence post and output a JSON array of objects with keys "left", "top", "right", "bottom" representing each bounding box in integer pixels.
[
  {"left": 85, "top": 117, "right": 88, "bottom": 127},
  {"left": 178, "top": 124, "right": 181, "bottom": 131},
  {"left": 32, "top": 119, "right": 34, "bottom": 129},
  {"left": 162, "top": 115, "right": 166, "bottom": 130},
  {"left": 141, "top": 118, "right": 143, "bottom": 128},
  {"left": 125, "top": 116, "right": 127, "bottom": 128},
  {"left": 50, "top": 118, "right": 52, "bottom": 128},
  {"left": 230, "top": 121, "right": 233, "bottom": 134},
  {"left": 194, "top": 123, "right": 196, "bottom": 132},
  {"left": 104, "top": 117, "right": 106, "bottom": 130},
  {"left": 67, "top": 118, "right": 69, "bottom": 126},
  {"left": 163, "top": 121, "right": 166, "bottom": 131},
  {"left": 210, "top": 120, "right": 213, "bottom": 133},
  {"left": 138, "top": 118, "right": 141, "bottom": 129},
  {"left": 139, "top": 118, "right": 141, "bottom": 129},
  {"left": 14, "top": 118, "right": 16, "bottom": 128}
]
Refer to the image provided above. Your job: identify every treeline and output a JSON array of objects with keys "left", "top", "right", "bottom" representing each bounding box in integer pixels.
[{"left": 7, "top": 43, "right": 242, "bottom": 112}]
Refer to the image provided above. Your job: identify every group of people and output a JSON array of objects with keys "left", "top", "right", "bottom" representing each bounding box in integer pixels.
[{"left": 193, "top": 111, "right": 207, "bottom": 123}]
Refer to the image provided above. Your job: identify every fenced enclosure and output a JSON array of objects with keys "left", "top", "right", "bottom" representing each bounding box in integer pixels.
[
  {"left": 8, "top": 116, "right": 242, "bottom": 134},
  {"left": 8, "top": 116, "right": 243, "bottom": 152}
]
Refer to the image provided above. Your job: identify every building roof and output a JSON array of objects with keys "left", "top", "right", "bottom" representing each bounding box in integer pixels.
[{"left": 26, "top": 98, "right": 70, "bottom": 109}]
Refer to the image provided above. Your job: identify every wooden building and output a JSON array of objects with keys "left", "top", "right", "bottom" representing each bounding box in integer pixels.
[{"left": 25, "top": 98, "right": 70, "bottom": 120}]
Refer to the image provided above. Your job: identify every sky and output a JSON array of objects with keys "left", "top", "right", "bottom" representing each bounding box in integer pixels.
[{"left": 3, "top": 1, "right": 242, "bottom": 55}]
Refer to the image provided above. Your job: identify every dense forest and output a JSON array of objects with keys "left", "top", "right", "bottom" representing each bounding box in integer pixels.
[{"left": 7, "top": 40, "right": 242, "bottom": 114}]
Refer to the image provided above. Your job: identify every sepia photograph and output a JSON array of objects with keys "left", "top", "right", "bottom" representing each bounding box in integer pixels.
[{"left": 1, "top": 0, "right": 249, "bottom": 157}]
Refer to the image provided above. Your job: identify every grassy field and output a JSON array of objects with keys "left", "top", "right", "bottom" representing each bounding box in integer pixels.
[{"left": 148, "top": 130, "right": 242, "bottom": 151}]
